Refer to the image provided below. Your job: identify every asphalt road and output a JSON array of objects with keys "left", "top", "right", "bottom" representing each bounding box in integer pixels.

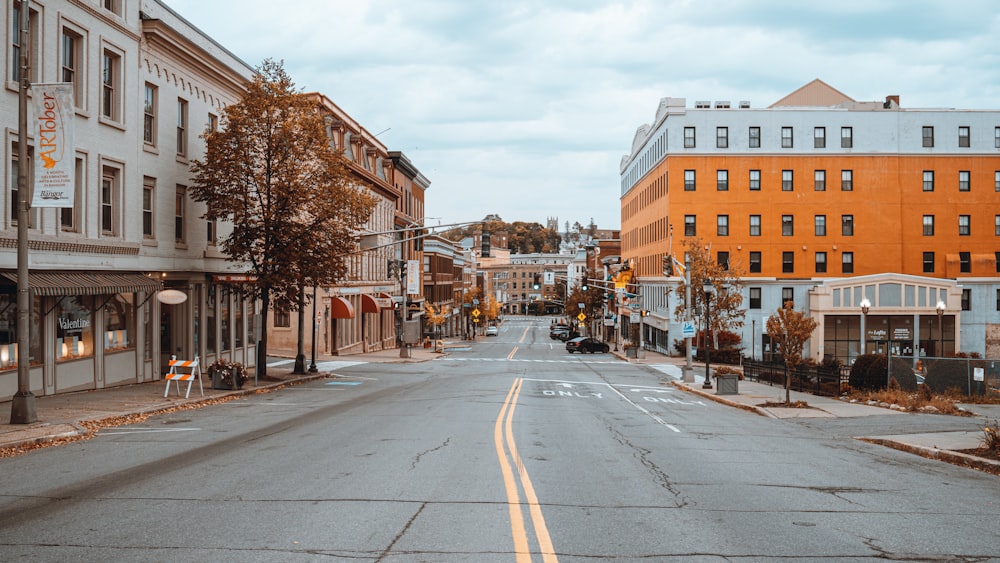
[{"left": 0, "top": 317, "right": 998, "bottom": 561}]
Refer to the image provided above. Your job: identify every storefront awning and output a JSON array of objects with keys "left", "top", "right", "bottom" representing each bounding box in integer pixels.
[
  {"left": 0, "top": 271, "right": 161, "bottom": 296},
  {"left": 361, "top": 293, "right": 394, "bottom": 313},
  {"left": 330, "top": 296, "right": 356, "bottom": 319}
]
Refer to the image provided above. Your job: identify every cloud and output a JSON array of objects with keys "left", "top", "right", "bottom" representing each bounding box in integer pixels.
[{"left": 164, "top": 0, "right": 1000, "bottom": 229}]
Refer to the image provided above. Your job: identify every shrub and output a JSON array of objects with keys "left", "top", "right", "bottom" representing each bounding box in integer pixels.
[
  {"left": 887, "top": 356, "right": 918, "bottom": 392},
  {"left": 849, "top": 354, "right": 887, "bottom": 391},
  {"left": 925, "top": 359, "right": 970, "bottom": 395}
]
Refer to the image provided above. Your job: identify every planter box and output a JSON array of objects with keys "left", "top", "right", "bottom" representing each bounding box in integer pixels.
[
  {"left": 210, "top": 367, "right": 242, "bottom": 390},
  {"left": 625, "top": 347, "right": 638, "bottom": 358},
  {"left": 716, "top": 373, "right": 739, "bottom": 395}
]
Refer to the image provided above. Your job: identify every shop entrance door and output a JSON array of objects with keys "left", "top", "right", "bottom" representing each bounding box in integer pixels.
[{"left": 160, "top": 301, "right": 188, "bottom": 374}]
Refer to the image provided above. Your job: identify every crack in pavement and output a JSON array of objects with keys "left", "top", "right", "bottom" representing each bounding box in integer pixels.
[
  {"left": 410, "top": 437, "right": 451, "bottom": 470},
  {"left": 375, "top": 501, "right": 426, "bottom": 562},
  {"left": 603, "top": 418, "right": 689, "bottom": 508}
]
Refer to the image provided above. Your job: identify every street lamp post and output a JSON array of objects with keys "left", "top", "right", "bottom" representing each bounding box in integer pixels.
[
  {"left": 936, "top": 299, "right": 946, "bottom": 357},
  {"left": 308, "top": 284, "right": 318, "bottom": 373},
  {"left": 702, "top": 281, "right": 714, "bottom": 389},
  {"left": 860, "top": 297, "right": 871, "bottom": 360}
]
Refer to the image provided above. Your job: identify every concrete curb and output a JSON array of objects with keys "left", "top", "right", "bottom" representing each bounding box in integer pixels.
[{"left": 859, "top": 437, "right": 1000, "bottom": 476}]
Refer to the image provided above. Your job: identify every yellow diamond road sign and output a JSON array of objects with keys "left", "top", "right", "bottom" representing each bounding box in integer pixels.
[
  {"left": 472, "top": 308, "right": 481, "bottom": 317},
  {"left": 577, "top": 313, "right": 587, "bottom": 321}
]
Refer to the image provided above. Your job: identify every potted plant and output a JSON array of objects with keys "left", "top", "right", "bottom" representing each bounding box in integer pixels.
[{"left": 209, "top": 358, "right": 247, "bottom": 390}]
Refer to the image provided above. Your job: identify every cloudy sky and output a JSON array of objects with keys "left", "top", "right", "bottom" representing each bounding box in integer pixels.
[{"left": 164, "top": 0, "right": 1000, "bottom": 231}]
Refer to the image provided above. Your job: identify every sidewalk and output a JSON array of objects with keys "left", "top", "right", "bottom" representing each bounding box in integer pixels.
[{"left": 0, "top": 341, "right": 449, "bottom": 455}]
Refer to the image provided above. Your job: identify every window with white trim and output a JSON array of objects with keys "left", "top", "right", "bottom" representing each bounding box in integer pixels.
[
  {"left": 101, "top": 47, "right": 123, "bottom": 122},
  {"left": 142, "top": 177, "right": 154, "bottom": 239},
  {"left": 175, "top": 186, "right": 186, "bottom": 243},
  {"left": 814, "top": 170, "right": 825, "bottom": 191},
  {"left": 959, "top": 170, "right": 970, "bottom": 192},
  {"left": 841, "top": 126, "right": 853, "bottom": 148},
  {"left": 61, "top": 26, "right": 85, "bottom": 108},
  {"left": 101, "top": 165, "right": 120, "bottom": 235},
  {"left": 958, "top": 126, "right": 970, "bottom": 148},
  {"left": 781, "top": 127, "right": 793, "bottom": 148},
  {"left": 814, "top": 127, "right": 825, "bottom": 148},
  {"left": 143, "top": 84, "right": 157, "bottom": 145},
  {"left": 176, "top": 98, "right": 188, "bottom": 156}
]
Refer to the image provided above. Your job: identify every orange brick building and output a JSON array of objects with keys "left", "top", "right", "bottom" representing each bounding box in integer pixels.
[{"left": 620, "top": 80, "right": 1000, "bottom": 362}]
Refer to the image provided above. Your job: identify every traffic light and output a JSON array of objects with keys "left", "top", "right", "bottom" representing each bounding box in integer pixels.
[
  {"left": 532, "top": 273, "right": 540, "bottom": 290},
  {"left": 582, "top": 283, "right": 588, "bottom": 291}
]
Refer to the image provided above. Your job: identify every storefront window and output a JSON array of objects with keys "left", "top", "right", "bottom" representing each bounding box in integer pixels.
[
  {"left": 103, "top": 293, "right": 135, "bottom": 352},
  {"left": 206, "top": 285, "right": 216, "bottom": 354},
  {"left": 143, "top": 293, "right": 152, "bottom": 360},
  {"left": 0, "top": 294, "right": 42, "bottom": 368},
  {"left": 220, "top": 286, "right": 230, "bottom": 352},
  {"left": 235, "top": 293, "right": 244, "bottom": 348},
  {"left": 56, "top": 296, "right": 94, "bottom": 361},
  {"left": 247, "top": 299, "right": 256, "bottom": 345},
  {"left": 193, "top": 285, "right": 201, "bottom": 356}
]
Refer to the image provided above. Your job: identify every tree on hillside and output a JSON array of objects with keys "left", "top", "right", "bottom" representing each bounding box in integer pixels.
[
  {"left": 766, "top": 301, "right": 820, "bottom": 403},
  {"left": 672, "top": 237, "right": 746, "bottom": 350},
  {"left": 190, "top": 59, "right": 375, "bottom": 377}
]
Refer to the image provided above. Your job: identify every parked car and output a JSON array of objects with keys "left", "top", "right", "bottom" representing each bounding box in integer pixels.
[
  {"left": 549, "top": 326, "right": 571, "bottom": 339},
  {"left": 566, "top": 337, "right": 609, "bottom": 354},
  {"left": 556, "top": 330, "right": 580, "bottom": 341},
  {"left": 485, "top": 326, "right": 498, "bottom": 336}
]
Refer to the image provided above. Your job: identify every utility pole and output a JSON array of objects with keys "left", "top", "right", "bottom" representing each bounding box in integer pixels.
[
  {"left": 683, "top": 255, "right": 694, "bottom": 383},
  {"left": 11, "top": 0, "right": 37, "bottom": 423}
]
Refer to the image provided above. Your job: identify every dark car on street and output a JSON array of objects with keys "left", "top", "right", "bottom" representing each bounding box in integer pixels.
[{"left": 565, "top": 337, "right": 610, "bottom": 354}]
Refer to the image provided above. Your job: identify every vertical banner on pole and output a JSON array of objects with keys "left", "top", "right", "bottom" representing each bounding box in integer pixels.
[
  {"left": 406, "top": 259, "right": 420, "bottom": 295},
  {"left": 29, "top": 83, "right": 75, "bottom": 208}
]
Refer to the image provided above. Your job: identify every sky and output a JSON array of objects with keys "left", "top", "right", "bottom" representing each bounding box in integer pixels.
[{"left": 163, "top": 0, "right": 1000, "bottom": 231}]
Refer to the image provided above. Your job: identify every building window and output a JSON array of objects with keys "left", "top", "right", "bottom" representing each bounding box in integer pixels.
[
  {"left": 923, "top": 215, "right": 935, "bottom": 236},
  {"left": 959, "top": 215, "right": 970, "bottom": 236},
  {"left": 814, "top": 127, "right": 826, "bottom": 148},
  {"left": 142, "top": 178, "right": 154, "bottom": 238},
  {"left": 842, "top": 215, "right": 854, "bottom": 236},
  {"left": 842, "top": 252, "right": 854, "bottom": 273},
  {"left": 815, "top": 252, "right": 827, "bottom": 273},
  {"left": 782, "top": 170, "right": 793, "bottom": 191},
  {"left": 101, "top": 166, "right": 119, "bottom": 235},
  {"left": 61, "top": 28, "right": 84, "bottom": 108},
  {"left": 923, "top": 252, "right": 935, "bottom": 273},
  {"left": 684, "top": 127, "right": 695, "bottom": 148},
  {"left": 958, "top": 126, "right": 970, "bottom": 148},
  {"left": 922, "top": 126, "right": 934, "bottom": 147},
  {"left": 782, "top": 287, "right": 794, "bottom": 306},
  {"left": 175, "top": 186, "right": 186, "bottom": 243},
  {"left": 143, "top": 84, "right": 157, "bottom": 145},
  {"left": 103, "top": 0, "right": 123, "bottom": 16},
  {"left": 995, "top": 170, "right": 1000, "bottom": 191},
  {"left": 716, "top": 127, "right": 728, "bottom": 148},
  {"left": 923, "top": 170, "right": 934, "bottom": 191},
  {"left": 717, "top": 215, "right": 729, "bottom": 236},
  {"left": 61, "top": 157, "right": 82, "bottom": 231},
  {"left": 996, "top": 289, "right": 1000, "bottom": 311},
  {"left": 101, "top": 48, "right": 122, "bottom": 121},
  {"left": 996, "top": 252, "right": 1000, "bottom": 273},
  {"left": 961, "top": 289, "right": 971, "bottom": 311},
  {"left": 841, "top": 170, "right": 853, "bottom": 191},
  {"left": 274, "top": 306, "right": 290, "bottom": 328},
  {"left": 749, "top": 251, "right": 761, "bottom": 273},
  {"left": 684, "top": 170, "right": 695, "bottom": 191},
  {"left": 749, "top": 215, "right": 761, "bottom": 236},
  {"left": 208, "top": 113, "right": 218, "bottom": 133},
  {"left": 841, "top": 126, "right": 853, "bottom": 148},
  {"left": 684, "top": 215, "right": 696, "bottom": 236},
  {"left": 958, "top": 170, "right": 970, "bottom": 192},
  {"left": 10, "top": 2, "right": 39, "bottom": 83},
  {"left": 782, "top": 252, "right": 794, "bottom": 273},
  {"left": 814, "top": 170, "right": 826, "bottom": 191},
  {"left": 717, "top": 251, "right": 730, "bottom": 270},
  {"left": 749, "top": 287, "right": 762, "bottom": 309},
  {"left": 717, "top": 170, "right": 728, "bottom": 191},
  {"left": 781, "top": 127, "right": 793, "bottom": 148},
  {"left": 995, "top": 215, "right": 1000, "bottom": 236},
  {"left": 815, "top": 215, "right": 826, "bottom": 236},
  {"left": 176, "top": 98, "right": 188, "bottom": 156},
  {"left": 996, "top": 127, "right": 1000, "bottom": 148},
  {"left": 207, "top": 218, "right": 216, "bottom": 246},
  {"left": 749, "top": 126, "right": 761, "bottom": 148},
  {"left": 782, "top": 215, "right": 794, "bottom": 236},
  {"left": 749, "top": 169, "right": 761, "bottom": 191},
  {"left": 960, "top": 251, "right": 971, "bottom": 273}
]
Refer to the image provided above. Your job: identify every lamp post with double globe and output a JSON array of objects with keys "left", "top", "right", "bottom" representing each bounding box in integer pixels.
[{"left": 702, "top": 281, "right": 714, "bottom": 389}]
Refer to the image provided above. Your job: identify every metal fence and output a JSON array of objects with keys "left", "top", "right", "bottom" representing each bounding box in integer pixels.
[
  {"left": 742, "top": 359, "right": 844, "bottom": 397},
  {"left": 892, "top": 356, "right": 1000, "bottom": 396}
]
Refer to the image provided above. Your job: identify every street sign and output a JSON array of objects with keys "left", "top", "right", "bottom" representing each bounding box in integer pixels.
[
  {"left": 472, "top": 308, "right": 481, "bottom": 317},
  {"left": 630, "top": 312, "right": 640, "bottom": 323},
  {"left": 682, "top": 321, "right": 696, "bottom": 338},
  {"left": 577, "top": 313, "right": 586, "bottom": 321}
]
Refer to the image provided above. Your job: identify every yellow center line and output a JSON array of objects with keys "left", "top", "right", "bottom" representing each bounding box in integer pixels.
[
  {"left": 519, "top": 326, "right": 529, "bottom": 343},
  {"left": 507, "top": 346, "right": 518, "bottom": 360},
  {"left": 494, "top": 378, "right": 558, "bottom": 562}
]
